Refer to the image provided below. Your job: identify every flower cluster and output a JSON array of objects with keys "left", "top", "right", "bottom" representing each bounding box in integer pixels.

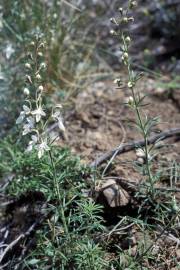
[
  {"left": 110, "top": 1, "right": 157, "bottom": 191},
  {"left": 16, "top": 37, "right": 65, "bottom": 158}
]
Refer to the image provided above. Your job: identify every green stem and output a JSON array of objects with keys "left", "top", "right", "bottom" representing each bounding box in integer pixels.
[
  {"left": 48, "top": 150, "right": 61, "bottom": 200},
  {"left": 48, "top": 150, "right": 69, "bottom": 235},
  {"left": 127, "top": 60, "right": 154, "bottom": 194},
  {"left": 131, "top": 86, "right": 154, "bottom": 194}
]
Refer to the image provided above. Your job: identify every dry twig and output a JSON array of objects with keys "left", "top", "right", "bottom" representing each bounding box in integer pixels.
[
  {"left": 90, "top": 127, "right": 180, "bottom": 168},
  {"left": 0, "top": 222, "right": 36, "bottom": 264}
]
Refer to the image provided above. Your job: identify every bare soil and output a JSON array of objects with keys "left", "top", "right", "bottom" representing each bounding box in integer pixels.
[{"left": 61, "top": 74, "right": 180, "bottom": 181}]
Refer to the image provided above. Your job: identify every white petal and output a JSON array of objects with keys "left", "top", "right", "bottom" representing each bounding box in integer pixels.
[
  {"left": 41, "top": 110, "right": 46, "bottom": 116},
  {"left": 52, "top": 111, "right": 60, "bottom": 118},
  {"left": 45, "top": 145, "right": 50, "bottom": 151},
  {"left": 27, "top": 117, "right": 35, "bottom": 126},
  {"left": 26, "top": 144, "right": 33, "bottom": 152},
  {"left": 16, "top": 113, "right": 25, "bottom": 124},
  {"left": 38, "top": 149, "right": 44, "bottom": 159},
  {"left": 22, "top": 128, "right": 29, "bottom": 136},
  {"left": 22, "top": 130, "right": 28, "bottom": 136},
  {"left": 36, "top": 114, "right": 41, "bottom": 122},
  {"left": 23, "top": 105, "right": 30, "bottom": 113},
  {"left": 31, "top": 109, "right": 37, "bottom": 115},
  {"left": 31, "top": 135, "right": 38, "bottom": 142},
  {"left": 58, "top": 119, "right": 65, "bottom": 132}
]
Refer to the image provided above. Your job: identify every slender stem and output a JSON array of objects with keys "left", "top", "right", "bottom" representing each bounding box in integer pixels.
[
  {"left": 48, "top": 150, "right": 69, "bottom": 235},
  {"left": 48, "top": 150, "right": 61, "bottom": 200},
  {"left": 125, "top": 39, "right": 154, "bottom": 194},
  {"left": 131, "top": 86, "right": 154, "bottom": 193}
]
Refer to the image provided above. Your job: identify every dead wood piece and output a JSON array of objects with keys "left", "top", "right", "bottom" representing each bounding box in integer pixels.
[
  {"left": 0, "top": 222, "right": 36, "bottom": 264},
  {"left": 90, "top": 127, "right": 180, "bottom": 168}
]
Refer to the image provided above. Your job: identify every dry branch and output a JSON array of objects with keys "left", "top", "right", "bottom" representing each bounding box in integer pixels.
[{"left": 90, "top": 127, "right": 180, "bottom": 168}]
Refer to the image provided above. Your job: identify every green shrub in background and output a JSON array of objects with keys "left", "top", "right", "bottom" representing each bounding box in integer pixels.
[{"left": 0, "top": 0, "right": 98, "bottom": 137}]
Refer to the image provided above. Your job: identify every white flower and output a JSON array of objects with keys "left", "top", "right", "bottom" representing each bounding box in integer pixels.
[
  {"left": 5, "top": 43, "right": 15, "bottom": 59},
  {"left": 22, "top": 117, "right": 35, "bottom": 135},
  {"left": 26, "top": 135, "right": 38, "bottom": 152},
  {"left": 58, "top": 118, "right": 65, "bottom": 132},
  {"left": 36, "top": 140, "right": 50, "bottom": 158},
  {"left": 16, "top": 105, "right": 31, "bottom": 124},
  {"left": 31, "top": 106, "right": 46, "bottom": 122},
  {"left": 52, "top": 110, "right": 65, "bottom": 132}
]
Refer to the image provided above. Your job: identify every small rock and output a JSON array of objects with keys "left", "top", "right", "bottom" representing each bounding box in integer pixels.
[
  {"left": 102, "top": 179, "right": 130, "bottom": 207},
  {"left": 154, "top": 87, "right": 166, "bottom": 96}
]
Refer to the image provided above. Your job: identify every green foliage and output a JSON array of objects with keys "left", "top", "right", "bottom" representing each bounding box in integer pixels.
[
  {"left": 0, "top": 138, "right": 84, "bottom": 199},
  {"left": 0, "top": 138, "right": 109, "bottom": 269},
  {"left": 0, "top": 0, "right": 97, "bottom": 136},
  {"left": 75, "top": 240, "right": 107, "bottom": 270}
]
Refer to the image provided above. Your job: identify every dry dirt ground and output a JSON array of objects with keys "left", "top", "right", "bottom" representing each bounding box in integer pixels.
[{"left": 60, "top": 73, "right": 180, "bottom": 182}]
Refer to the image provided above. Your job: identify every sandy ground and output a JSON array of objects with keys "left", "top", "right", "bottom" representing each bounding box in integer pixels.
[{"left": 59, "top": 74, "right": 180, "bottom": 182}]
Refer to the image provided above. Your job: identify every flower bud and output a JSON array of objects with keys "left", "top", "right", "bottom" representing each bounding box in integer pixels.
[
  {"left": 122, "top": 52, "right": 128, "bottom": 61},
  {"left": 26, "top": 75, "right": 32, "bottom": 84},
  {"left": 110, "top": 29, "right": 116, "bottom": 35},
  {"left": 40, "top": 62, "right": 46, "bottom": 69},
  {"left": 130, "top": 1, "right": 137, "bottom": 8},
  {"left": 128, "top": 81, "right": 133, "bottom": 88},
  {"left": 38, "top": 52, "right": 43, "bottom": 57},
  {"left": 114, "top": 78, "right": 121, "bottom": 85},
  {"left": 122, "top": 17, "right": 128, "bottom": 23},
  {"left": 126, "top": 96, "right": 134, "bottom": 105},
  {"left": 110, "top": 17, "right": 116, "bottom": 24},
  {"left": 38, "top": 85, "right": 44, "bottom": 91},
  {"left": 53, "top": 13, "right": 57, "bottom": 19},
  {"left": 30, "top": 41, "right": 35, "bottom": 46},
  {"left": 118, "top": 7, "right": 123, "bottom": 14},
  {"left": 125, "top": 36, "right": 131, "bottom": 44},
  {"left": 39, "top": 42, "right": 45, "bottom": 48},
  {"left": 23, "top": 87, "right": 30, "bottom": 95},
  {"left": 36, "top": 74, "right": 41, "bottom": 80},
  {"left": 25, "top": 63, "right": 31, "bottom": 69}
]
